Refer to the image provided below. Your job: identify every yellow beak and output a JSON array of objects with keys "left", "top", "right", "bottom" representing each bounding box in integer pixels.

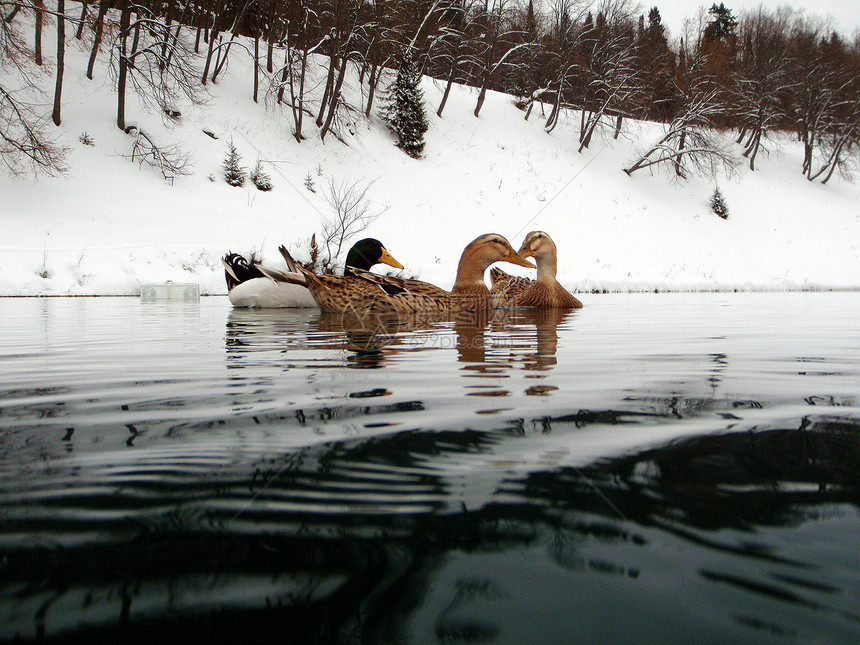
[
  {"left": 519, "top": 246, "right": 536, "bottom": 259},
  {"left": 379, "top": 247, "right": 404, "bottom": 270}
]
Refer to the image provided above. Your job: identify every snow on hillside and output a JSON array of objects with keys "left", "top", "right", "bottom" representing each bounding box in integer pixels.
[{"left": 1, "top": 21, "right": 858, "bottom": 297}]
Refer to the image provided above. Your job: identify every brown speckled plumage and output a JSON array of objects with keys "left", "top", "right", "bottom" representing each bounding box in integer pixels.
[{"left": 300, "top": 234, "right": 534, "bottom": 314}]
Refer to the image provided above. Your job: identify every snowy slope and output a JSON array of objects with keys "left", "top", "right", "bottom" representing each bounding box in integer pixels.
[{"left": 1, "top": 17, "right": 858, "bottom": 297}]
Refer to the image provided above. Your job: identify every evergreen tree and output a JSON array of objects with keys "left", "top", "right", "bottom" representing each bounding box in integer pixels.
[
  {"left": 380, "top": 49, "right": 429, "bottom": 158},
  {"left": 709, "top": 186, "right": 729, "bottom": 219},
  {"left": 223, "top": 140, "right": 246, "bottom": 187},
  {"left": 250, "top": 160, "right": 272, "bottom": 191}
]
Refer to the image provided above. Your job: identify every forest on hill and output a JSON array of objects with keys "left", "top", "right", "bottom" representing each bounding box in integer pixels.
[{"left": 1, "top": 0, "right": 858, "bottom": 183}]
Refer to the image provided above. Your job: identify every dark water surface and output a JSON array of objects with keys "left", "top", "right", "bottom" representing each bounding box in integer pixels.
[{"left": 0, "top": 293, "right": 858, "bottom": 644}]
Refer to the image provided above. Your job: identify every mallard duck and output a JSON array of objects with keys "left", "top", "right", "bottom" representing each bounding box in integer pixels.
[
  {"left": 491, "top": 231, "right": 583, "bottom": 308},
  {"left": 222, "top": 238, "right": 403, "bottom": 308},
  {"left": 299, "top": 233, "right": 534, "bottom": 314}
]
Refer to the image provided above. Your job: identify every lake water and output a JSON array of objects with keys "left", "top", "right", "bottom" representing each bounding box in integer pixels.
[{"left": 1, "top": 293, "right": 858, "bottom": 644}]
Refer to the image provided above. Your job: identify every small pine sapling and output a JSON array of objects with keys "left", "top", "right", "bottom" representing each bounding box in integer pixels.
[
  {"left": 250, "top": 160, "right": 273, "bottom": 191},
  {"left": 223, "top": 140, "right": 246, "bottom": 187},
  {"left": 379, "top": 49, "right": 429, "bottom": 158},
  {"left": 304, "top": 173, "right": 316, "bottom": 192},
  {"left": 709, "top": 186, "right": 729, "bottom": 219},
  {"left": 79, "top": 132, "right": 94, "bottom": 146}
]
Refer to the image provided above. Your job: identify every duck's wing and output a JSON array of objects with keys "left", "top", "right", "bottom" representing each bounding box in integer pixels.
[
  {"left": 347, "top": 267, "right": 448, "bottom": 298},
  {"left": 298, "top": 266, "right": 457, "bottom": 314},
  {"left": 489, "top": 267, "right": 514, "bottom": 288},
  {"left": 490, "top": 269, "right": 534, "bottom": 307}
]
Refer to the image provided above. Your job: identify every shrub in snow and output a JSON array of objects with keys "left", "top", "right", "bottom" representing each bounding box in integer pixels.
[
  {"left": 250, "top": 161, "right": 272, "bottom": 191},
  {"left": 379, "top": 49, "right": 428, "bottom": 158},
  {"left": 710, "top": 186, "right": 729, "bottom": 219},
  {"left": 304, "top": 173, "right": 316, "bottom": 192},
  {"left": 223, "top": 140, "right": 246, "bottom": 187},
  {"left": 79, "top": 132, "right": 94, "bottom": 146}
]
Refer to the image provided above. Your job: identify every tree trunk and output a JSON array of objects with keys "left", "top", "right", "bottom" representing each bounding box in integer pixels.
[
  {"left": 266, "top": 39, "right": 274, "bottom": 73},
  {"left": 292, "top": 46, "right": 309, "bottom": 142},
  {"left": 365, "top": 61, "right": 379, "bottom": 118},
  {"left": 4, "top": 4, "right": 20, "bottom": 21},
  {"left": 675, "top": 130, "right": 687, "bottom": 177},
  {"left": 253, "top": 34, "right": 259, "bottom": 103},
  {"left": 160, "top": 0, "right": 175, "bottom": 70},
  {"left": 194, "top": 14, "right": 202, "bottom": 53},
  {"left": 201, "top": 28, "right": 219, "bottom": 85},
  {"left": 212, "top": 32, "right": 239, "bottom": 83},
  {"left": 117, "top": 3, "right": 131, "bottom": 130},
  {"left": 437, "top": 64, "right": 456, "bottom": 117},
  {"left": 316, "top": 56, "right": 337, "bottom": 127},
  {"left": 614, "top": 114, "right": 622, "bottom": 139},
  {"left": 278, "top": 44, "right": 288, "bottom": 104},
  {"left": 75, "top": 0, "right": 86, "bottom": 39},
  {"left": 52, "top": 0, "right": 65, "bottom": 126},
  {"left": 320, "top": 59, "right": 348, "bottom": 141},
  {"left": 34, "top": 0, "right": 44, "bottom": 65},
  {"left": 821, "top": 138, "right": 847, "bottom": 185},
  {"left": 474, "top": 70, "right": 490, "bottom": 117},
  {"left": 675, "top": 128, "right": 687, "bottom": 177},
  {"left": 86, "top": 0, "right": 109, "bottom": 79}
]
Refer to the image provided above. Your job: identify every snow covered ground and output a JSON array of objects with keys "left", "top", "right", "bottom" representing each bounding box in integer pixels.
[{"left": 2, "top": 21, "right": 858, "bottom": 297}]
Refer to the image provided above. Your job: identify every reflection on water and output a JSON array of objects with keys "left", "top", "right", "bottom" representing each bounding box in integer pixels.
[{"left": 0, "top": 293, "right": 859, "bottom": 644}]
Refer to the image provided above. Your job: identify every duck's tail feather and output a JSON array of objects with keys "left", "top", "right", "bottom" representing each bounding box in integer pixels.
[
  {"left": 222, "top": 252, "right": 265, "bottom": 290},
  {"left": 278, "top": 245, "right": 301, "bottom": 273},
  {"left": 256, "top": 264, "right": 307, "bottom": 286}
]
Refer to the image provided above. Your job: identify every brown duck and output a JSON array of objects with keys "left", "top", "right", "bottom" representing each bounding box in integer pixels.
[
  {"left": 299, "top": 233, "right": 534, "bottom": 314},
  {"left": 491, "top": 231, "right": 583, "bottom": 308}
]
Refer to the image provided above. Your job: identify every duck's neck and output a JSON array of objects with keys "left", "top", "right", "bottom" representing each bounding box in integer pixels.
[
  {"left": 452, "top": 250, "right": 490, "bottom": 294},
  {"left": 535, "top": 253, "right": 558, "bottom": 284}
]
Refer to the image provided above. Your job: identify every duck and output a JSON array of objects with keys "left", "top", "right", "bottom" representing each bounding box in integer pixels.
[
  {"left": 490, "top": 231, "right": 583, "bottom": 308},
  {"left": 222, "top": 238, "right": 403, "bottom": 308},
  {"left": 298, "top": 233, "right": 535, "bottom": 314}
]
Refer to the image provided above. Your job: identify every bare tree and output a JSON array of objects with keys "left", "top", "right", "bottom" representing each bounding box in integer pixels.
[
  {"left": 733, "top": 7, "right": 792, "bottom": 170},
  {"left": 111, "top": 2, "right": 204, "bottom": 131},
  {"left": 623, "top": 81, "right": 737, "bottom": 178},
  {"left": 319, "top": 177, "right": 386, "bottom": 272},
  {"left": 577, "top": 0, "right": 638, "bottom": 151},
  {"left": 807, "top": 49, "right": 860, "bottom": 184},
  {"left": 538, "top": 0, "right": 592, "bottom": 133},
  {"left": 782, "top": 19, "right": 846, "bottom": 180},
  {"left": 472, "top": 0, "right": 536, "bottom": 117},
  {"left": 122, "top": 126, "right": 192, "bottom": 180},
  {"left": 0, "top": 3, "right": 67, "bottom": 175}
]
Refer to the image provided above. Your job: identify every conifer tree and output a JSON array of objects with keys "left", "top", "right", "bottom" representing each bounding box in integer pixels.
[
  {"left": 250, "top": 160, "right": 272, "bottom": 191},
  {"left": 709, "top": 186, "right": 729, "bottom": 219},
  {"left": 223, "top": 140, "right": 246, "bottom": 187},
  {"left": 380, "top": 49, "right": 429, "bottom": 158}
]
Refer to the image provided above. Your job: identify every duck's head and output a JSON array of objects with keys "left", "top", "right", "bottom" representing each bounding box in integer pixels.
[
  {"left": 459, "top": 234, "right": 535, "bottom": 273},
  {"left": 345, "top": 238, "right": 403, "bottom": 274},
  {"left": 517, "top": 231, "right": 557, "bottom": 261}
]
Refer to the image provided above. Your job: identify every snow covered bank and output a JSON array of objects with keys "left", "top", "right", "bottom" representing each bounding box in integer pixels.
[{"left": 1, "top": 23, "right": 858, "bottom": 297}]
